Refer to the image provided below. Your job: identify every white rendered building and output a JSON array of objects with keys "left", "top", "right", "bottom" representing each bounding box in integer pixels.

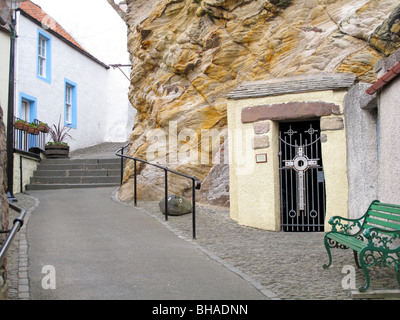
[{"left": 15, "top": 1, "right": 132, "bottom": 151}]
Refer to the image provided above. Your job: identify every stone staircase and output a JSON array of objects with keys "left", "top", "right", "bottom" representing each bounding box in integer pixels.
[{"left": 26, "top": 158, "right": 121, "bottom": 190}]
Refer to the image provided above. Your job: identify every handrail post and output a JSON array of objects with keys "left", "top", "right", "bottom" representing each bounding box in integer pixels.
[
  {"left": 164, "top": 169, "right": 168, "bottom": 221},
  {"left": 192, "top": 178, "right": 196, "bottom": 240},
  {"left": 120, "top": 146, "right": 124, "bottom": 186},
  {"left": 133, "top": 159, "right": 137, "bottom": 206},
  {"left": 20, "top": 155, "right": 23, "bottom": 193}
]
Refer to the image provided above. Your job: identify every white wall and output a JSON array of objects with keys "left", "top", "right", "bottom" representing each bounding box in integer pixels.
[
  {"left": 104, "top": 66, "right": 134, "bottom": 143},
  {"left": 0, "top": 29, "right": 10, "bottom": 124},
  {"left": 16, "top": 12, "right": 113, "bottom": 151},
  {"left": 378, "top": 77, "right": 400, "bottom": 204},
  {"left": 31, "top": 0, "right": 134, "bottom": 145}
]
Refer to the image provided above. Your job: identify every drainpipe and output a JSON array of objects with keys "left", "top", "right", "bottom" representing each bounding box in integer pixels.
[{"left": 6, "top": 9, "right": 17, "bottom": 202}]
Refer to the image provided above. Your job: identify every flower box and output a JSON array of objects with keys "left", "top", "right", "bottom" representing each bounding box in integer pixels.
[
  {"left": 27, "top": 126, "right": 39, "bottom": 135},
  {"left": 38, "top": 124, "right": 49, "bottom": 133},
  {"left": 15, "top": 121, "right": 29, "bottom": 131}
]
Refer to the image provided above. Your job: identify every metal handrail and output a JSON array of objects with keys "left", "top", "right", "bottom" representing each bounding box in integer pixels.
[
  {"left": 116, "top": 143, "right": 201, "bottom": 239},
  {"left": 0, "top": 202, "right": 27, "bottom": 266},
  {"left": 13, "top": 116, "right": 47, "bottom": 154}
]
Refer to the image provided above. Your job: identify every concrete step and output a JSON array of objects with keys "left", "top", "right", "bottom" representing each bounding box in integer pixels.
[
  {"left": 35, "top": 158, "right": 121, "bottom": 173},
  {"left": 25, "top": 157, "right": 122, "bottom": 191},
  {"left": 30, "top": 175, "right": 120, "bottom": 185},
  {"left": 33, "top": 169, "right": 120, "bottom": 177},
  {"left": 40, "top": 158, "right": 120, "bottom": 164},
  {"left": 26, "top": 183, "right": 119, "bottom": 190},
  {"left": 37, "top": 162, "right": 121, "bottom": 171}
]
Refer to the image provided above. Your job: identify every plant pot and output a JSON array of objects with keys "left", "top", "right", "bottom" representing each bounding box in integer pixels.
[
  {"left": 28, "top": 127, "right": 39, "bottom": 135},
  {"left": 45, "top": 144, "right": 70, "bottom": 158},
  {"left": 38, "top": 125, "right": 49, "bottom": 133},
  {"left": 15, "top": 122, "right": 29, "bottom": 131}
]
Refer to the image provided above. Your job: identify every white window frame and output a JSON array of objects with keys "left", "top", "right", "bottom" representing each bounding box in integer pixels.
[
  {"left": 64, "top": 79, "right": 77, "bottom": 128},
  {"left": 65, "top": 84, "right": 72, "bottom": 124},
  {"left": 38, "top": 36, "right": 47, "bottom": 78},
  {"left": 21, "top": 100, "right": 29, "bottom": 122}
]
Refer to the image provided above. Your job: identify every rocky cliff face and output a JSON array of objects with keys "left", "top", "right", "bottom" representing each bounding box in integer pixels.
[
  {"left": 118, "top": 0, "right": 400, "bottom": 205},
  {"left": 0, "top": 105, "right": 9, "bottom": 299}
]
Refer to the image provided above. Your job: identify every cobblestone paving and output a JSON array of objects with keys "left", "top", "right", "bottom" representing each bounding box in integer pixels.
[
  {"left": 7, "top": 193, "right": 37, "bottom": 300},
  {"left": 132, "top": 200, "right": 400, "bottom": 300}
]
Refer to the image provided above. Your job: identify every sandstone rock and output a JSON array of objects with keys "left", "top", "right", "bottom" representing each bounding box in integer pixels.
[
  {"left": 159, "top": 194, "right": 192, "bottom": 216},
  {"left": 320, "top": 116, "right": 345, "bottom": 131},
  {"left": 253, "top": 135, "right": 270, "bottom": 150},
  {"left": 0, "top": 105, "right": 9, "bottom": 299},
  {"left": 118, "top": 0, "right": 400, "bottom": 206},
  {"left": 254, "top": 122, "right": 271, "bottom": 135}
]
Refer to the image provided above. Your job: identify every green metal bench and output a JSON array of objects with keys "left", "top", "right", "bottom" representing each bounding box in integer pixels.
[{"left": 323, "top": 200, "right": 400, "bottom": 292}]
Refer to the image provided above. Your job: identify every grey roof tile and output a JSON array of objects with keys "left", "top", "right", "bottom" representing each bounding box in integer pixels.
[{"left": 227, "top": 73, "right": 356, "bottom": 99}]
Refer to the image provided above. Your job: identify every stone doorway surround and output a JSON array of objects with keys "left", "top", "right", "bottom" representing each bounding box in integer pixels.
[{"left": 226, "top": 73, "right": 355, "bottom": 231}]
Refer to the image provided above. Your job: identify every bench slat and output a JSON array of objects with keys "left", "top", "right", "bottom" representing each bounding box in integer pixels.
[
  {"left": 327, "top": 233, "right": 365, "bottom": 252},
  {"left": 365, "top": 216, "right": 400, "bottom": 230},
  {"left": 368, "top": 209, "right": 400, "bottom": 222},
  {"left": 370, "top": 204, "right": 400, "bottom": 216},
  {"left": 372, "top": 202, "right": 400, "bottom": 209}
]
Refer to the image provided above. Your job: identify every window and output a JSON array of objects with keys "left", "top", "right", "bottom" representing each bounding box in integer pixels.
[
  {"left": 38, "top": 36, "right": 46, "bottom": 77},
  {"left": 64, "top": 79, "right": 77, "bottom": 128},
  {"left": 18, "top": 93, "right": 38, "bottom": 150},
  {"left": 19, "top": 93, "right": 37, "bottom": 123},
  {"left": 37, "top": 30, "right": 52, "bottom": 83},
  {"left": 21, "top": 100, "right": 29, "bottom": 122},
  {"left": 65, "top": 84, "right": 72, "bottom": 124}
]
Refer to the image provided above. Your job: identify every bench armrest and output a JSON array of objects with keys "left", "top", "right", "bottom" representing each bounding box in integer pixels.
[
  {"left": 328, "top": 215, "right": 363, "bottom": 235},
  {"left": 363, "top": 227, "right": 400, "bottom": 250}
]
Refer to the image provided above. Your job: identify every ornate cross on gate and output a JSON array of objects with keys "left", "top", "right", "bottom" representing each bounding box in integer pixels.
[{"left": 284, "top": 146, "right": 319, "bottom": 211}]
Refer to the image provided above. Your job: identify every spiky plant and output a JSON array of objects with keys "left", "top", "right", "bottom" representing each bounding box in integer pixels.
[{"left": 47, "top": 116, "right": 73, "bottom": 146}]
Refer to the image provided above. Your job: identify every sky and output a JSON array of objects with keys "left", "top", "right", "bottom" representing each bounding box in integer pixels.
[{"left": 30, "top": 0, "right": 129, "bottom": 65}]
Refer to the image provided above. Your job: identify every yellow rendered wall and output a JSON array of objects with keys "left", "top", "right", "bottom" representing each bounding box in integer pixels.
[
  {"left": 227, "top": 90, "right": 349, "bottom": 231},
  {"left": 13, "top": 154, "right": 40, "bottom": 194},
  {"left": 320, "top": 120, "right": 349, "bottom": 228}
]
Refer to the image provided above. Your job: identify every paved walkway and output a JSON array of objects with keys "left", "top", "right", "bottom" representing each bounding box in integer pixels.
[
  {"left": 6, "top": 143, "right": 400, "bottom": 300},
  {"left": 25, "top": 187, "right": 271, "bottom": 300}
]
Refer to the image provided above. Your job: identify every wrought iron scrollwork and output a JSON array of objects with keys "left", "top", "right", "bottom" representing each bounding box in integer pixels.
[
  {"left": 329, "top": 216, "right": 363, "bottom": 235},
  {"left": 361, "top": 250, "right": 397, "bottom": 268},
  {"left": 326, "top": 237, "right": 348, "bottom": 250},
  {"left": 364, "top": 228, "right": 400, "bottom": 250}
]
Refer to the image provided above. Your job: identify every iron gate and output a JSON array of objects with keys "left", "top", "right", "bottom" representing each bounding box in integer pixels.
[{"left": 279, "top": 121, "right": 326, "bottom": 232}]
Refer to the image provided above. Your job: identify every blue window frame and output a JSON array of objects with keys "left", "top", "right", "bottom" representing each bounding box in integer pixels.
[
  {"left": 64, "top": 79, "right": 77, "bottom": 128},
  {"left": 19, "top": 92, "right": 37, "bottom": 122},
  {"left": 37, "top": 29, "right": 52, "bottom": 83},
  {"left": 19, "top": 93, "right": 38, "bottom": 149}
]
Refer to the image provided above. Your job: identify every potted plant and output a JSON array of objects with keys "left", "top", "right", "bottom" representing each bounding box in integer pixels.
[
  {"left": 45, "top": 117, "right": 73, "bottom": 158},
  {"left": 27, "top": 122, "right": 39, "bottom": 135},
  {"left": 38, "top": 121, "right": 49, "bottom": 133},
  {"left": 14, "top": 119, "right": 29, "bottom": 131}
]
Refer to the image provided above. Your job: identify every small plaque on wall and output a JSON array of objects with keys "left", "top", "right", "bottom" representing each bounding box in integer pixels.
[{"left": 256, "top": 153, "right": 267, "bottom": 163}]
